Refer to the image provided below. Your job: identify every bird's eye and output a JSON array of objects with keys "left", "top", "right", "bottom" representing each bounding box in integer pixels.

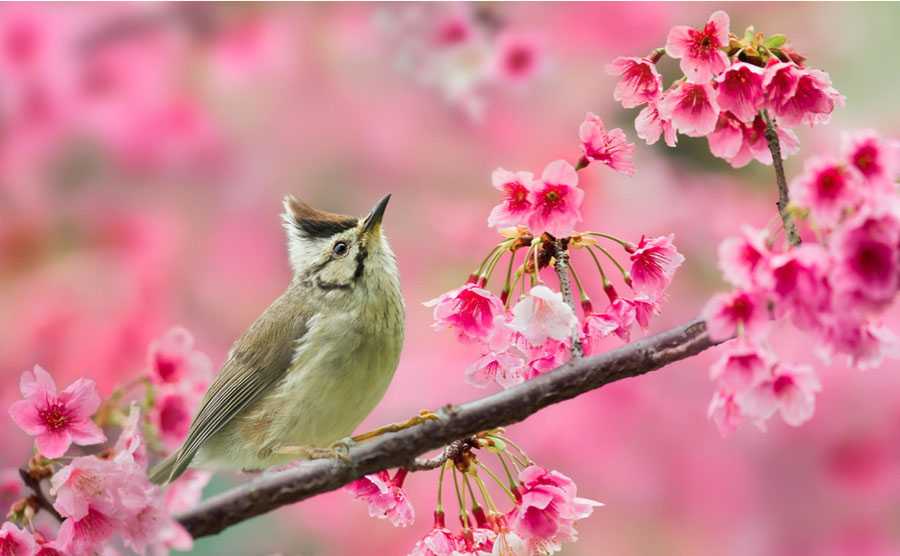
[{"left": 332, "top": 241, "right": 349, "bottom": 257}]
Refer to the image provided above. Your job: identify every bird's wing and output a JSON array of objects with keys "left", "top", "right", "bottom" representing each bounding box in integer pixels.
[{"left": 164, "top": 291, "right": 309, "bottom": 482}]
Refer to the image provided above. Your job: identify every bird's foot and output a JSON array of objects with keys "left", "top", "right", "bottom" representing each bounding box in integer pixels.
[
  {"left": 351, "top": 409, "right": 441, "bottom": 443},
  {"left": 274, "top": 444, "right": 352, "bottom": 463}
]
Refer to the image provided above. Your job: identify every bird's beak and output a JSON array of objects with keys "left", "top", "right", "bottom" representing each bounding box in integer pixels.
[{"left": 362, "top": 194, "right": 391, "bottom": 236}]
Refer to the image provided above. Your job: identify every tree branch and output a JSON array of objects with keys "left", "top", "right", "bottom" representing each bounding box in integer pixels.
[
  {"left": 552, "top": 238, "right": 584, "bottom": 359},
  {"left": 177, "top": 317, "right": 718, "bottom": 538},
  {"left": 762, "top": 110, "right": 801, "bottom": 246}
]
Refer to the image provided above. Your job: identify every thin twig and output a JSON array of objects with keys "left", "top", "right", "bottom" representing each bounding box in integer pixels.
[
  {"left": 18, "top": 469, "right": 63, "bottom": 522},
  {"left": 762, "top": 109, "right": 801, "bottom": 246},
  {"left": 177, "top": 318, "right": 718, "bottom": 538},
  {"left": 552, "top": 238, "right": 584, "bottom": 359}
]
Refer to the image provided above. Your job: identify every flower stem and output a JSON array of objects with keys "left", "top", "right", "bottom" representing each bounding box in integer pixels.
[
  {"left": 436, "top": 460, "right": 448, "bottom": 511},
  {"left": 761, "top": 109, "right": 801, "bottom": 247},
  {"left": 552, "top": 239, "right": 584, "bottom": 359},
  {"left": 592, "top": 244, "right": 630, "bottom": 283},
  {"left": 586, "top": 231, "right": 632, "bottom": 249},
  {"left": 477, "top": 462, "right": 517, "bottom": 503}
]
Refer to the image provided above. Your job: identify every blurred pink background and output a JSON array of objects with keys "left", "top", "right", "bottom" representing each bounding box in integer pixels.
[{"left": 2, "top": 3, "right": 899, "bottom": 555}]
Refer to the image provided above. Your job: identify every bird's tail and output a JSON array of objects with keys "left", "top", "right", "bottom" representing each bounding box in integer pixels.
[{"left": 149, "top": 451, "right": 188, "bottom": 485}]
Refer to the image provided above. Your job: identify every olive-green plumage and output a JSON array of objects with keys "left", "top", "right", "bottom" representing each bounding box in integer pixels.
[{"left": 150, "top": 195, "right": 403, "bottom": 484}]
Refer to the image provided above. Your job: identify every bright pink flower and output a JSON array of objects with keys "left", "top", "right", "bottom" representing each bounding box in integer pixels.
[
  {"left": 520, "top": 338, "right": 570, "bottom": 378},
  {"left": 722, "top": 114, "right": 800, "bottom": 168},
  {"left": 821, "top": 319, "right": 899, "bottom": 371},
  {"left": 842, "top": 130, "right": 899, "bottom": 191},
  {"left": 147, "top": 326, "right": 212, "bottom": 386},
  {"left": 152, "top": 471, "right": 211, "bottom": 555},
  {"left": 791, "top": 157, "right": 862, "bottom": 226},
  {"left": 508, "top": 465, "right": 602, "bottom": 552},
  {"left": 34, "top": 529, "right": 68, "bottom": 556},
  {"left": 8, "top": 366, "right": 106, "bottom": 458},
  {"left": 715, "top": 62, "right": 765, "bottom": 123},
  {"left": 665, "top": 11, "right": 730, "bottom": 83},
  {"left": 487, "top": 168, "right": 535, "bottom": 230},
  {"left": 718, "top": 226, "right": 772, "bottom": 289},
  {"left": 767, "top": 244, "right": 832, "bottom": 331},
  {"left": 707, "top": 390, "right": 743, "bottom": 436},
  {"left": 634, "top": 101, "right": 677, "bottom": 147},
  {"left": 492, "top": 32, "right": 542, "bottom": 83},
  {"left": 707, "top": 112, "right": 746, "bottom": 164},
  {"left": 0, "top": 522, "right": 36, "bottom": 556},
  {"left": 709, "top": 343, "right": 773, "bottom": 393},
  {"left": 344, "top": 469, "right": 414, "bottom": 527},
  {"left": 466, "top": 350, "right": 527, "bottom": 389},
  {"left": 56, "top": 507, "right": 117, "bottom": 556},
  {"left": 584, "top": 299, "right": 636, "bottom": 343},
  {"left": 51, "top": 456, "right": 138, "bottom": 521},
  {"left": 151, "top": 390, "right": 195, "bottom": 451},
  {"left": 507, "top": 285, "right": 578, "bottom": 345},
  {"left": 578, "top": 113, "right": 635, "bottom": 175},
  {"left": 425, "top": 284, "right": 506, "bottom": 344},
  {"left": 606, "top": 56, "right": 662, "bottom": 108},
  {"left": 628, "top": 234, "right": 685, "bottom": 296},
  {"left": 703, "top": 289, "right": 768, "bottom": 342},
  {"left": 657, "top": 82, "right": 720, "bottom": 137},
  {"left": 527, "top": 160, "right": 583, "bottom": 238},
  {"left": 763, "top": 62, "right": 844, "bottom": 127},
  {"left": 830, "top": 206, "right": 900, "bottom": 311},
  {"left": 736, "top": 363, "right": 822, "bottom": 427},
  {"left": 631, "top": 294, "right": 661, "bottom": 329}
]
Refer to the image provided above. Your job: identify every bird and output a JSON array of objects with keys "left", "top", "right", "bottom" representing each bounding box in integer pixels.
[{"left": 150, "top": 194, "right": 405, "bottom": 484}]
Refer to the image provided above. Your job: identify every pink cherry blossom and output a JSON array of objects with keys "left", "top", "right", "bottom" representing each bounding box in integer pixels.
[
  {"left": 492, "top": 32, "right": 542, "bottom": 83},
  {"left": 527, "top": 160, "right": 583, "bottom": 238},
  {"left": 487, "top": 168, "right": 535, "bottom": 230},
  {"left": 508, "top": 465, "right": 602, "bottom": 552},
  {"left": 703, "top": 289, "right": 768, "bottom": 342},
  {"left": 578, "top": 112, "right": 635, "bottom": 175},
  {"left": 665, "top": 11, "right": 730, "bottom": 83},
  {"left": 606, "top": 56, "right": 662, "bottom": 108},
  {"left": 344, "top": 469, "right": 415, "bottom": 527},
  {"left": 767, "top": 244, "right": 832, "bottom": 331},
  {"left": 791, "top": 157, "right": 862, "bottom": 226},
  {"left": 628, "top": 234, "right": 685, "bottom": 296},
  {"left": 0, "top": 522, "right": 36, "bottom": 556},
  {"left": 707, "top": 390, "right": 743, "bottom": 436},
  {"left": 709, "top": 343, "right": 773, "bottom": 393},
  {"left": 114, "top": 404, "right": 148, "bottom": 470},
  {"left": 707, "top": 112, "right": 746, "bottom": 164},
  {"left": 763, "top": 62, "right": 844, "bottom": 127},
  {"left": 715, "top": 62, "right": 765, "bottom": 123},
  {"left": 425, "top": 283, "right": 506, "bottom": 344},
  {"left": 151, "top": 390, "right": 195, "bottom": 451},
  {"left": 842, "top": 129, "right": 899, "bottom": 191},
  {"left": 8, "top": 365, "right": 106, "bottom": 458},
  {"left": 584, "top": 299, "right": 636, "bottom": 343},
  {"left": 821, "top": 318, "right": 899, "bottom": 371},
  {"left": 56, "top": 507, "right": 117, "bottom": 556},
  {"left": 631, "top": 294, "right": 661, "bottom": 329},
  {"left": 718, "top": 226, "right": 772, "bottom": 289},
  {"left": 736, "top": 363, "right": 822, "bottom": 427},
  {"left": 720, "top": 114, "right": 800, "bottom": 168},
  {"left": 507, "top": 285, "right": 578, "bottom": 345},
  {"left": 634, "top": 101, "right": 677, "bottom": 147},
  {"left": 657, "top": 82, "right": 720, "bottom": 137},
  {"left": 147, "top": 326, "right": 212, "bottom": 386},
  {"left": 829, "top": 206, "right": 900, "bottom": 311},
  {"left": 409, "top": 526, "right": 458, "bottom": 556},
  {"left": 521, "top": 338, "right": 570, "bottom": 378},
  {"left": 466, "top": 350, "right": 527, "bottom": 389}
]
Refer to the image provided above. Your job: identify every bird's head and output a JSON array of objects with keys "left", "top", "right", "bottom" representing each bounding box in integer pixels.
[{"left": 281, "top": 194, "right": 397, "bottom": 293}]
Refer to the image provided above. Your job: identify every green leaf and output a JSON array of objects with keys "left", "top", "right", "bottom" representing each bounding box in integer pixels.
[{"left": 764, "top": 34, "right": 787, "bottom": 49}]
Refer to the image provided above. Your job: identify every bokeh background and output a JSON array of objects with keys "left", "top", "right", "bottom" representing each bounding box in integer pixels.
[{"left": 2, "top": 3, "right": 899, "bottom": 555}]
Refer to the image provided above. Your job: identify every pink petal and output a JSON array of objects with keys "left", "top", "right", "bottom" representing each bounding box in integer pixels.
[
  {"left": 36, "top": 430, "right": 73, "bottom": 459},
  {"left": 21, "top": 365, "right": 57, "bottom": 397},
  {"left": 67, "top": 419, "right": 107, "bottom": 446},
  {"left": 664, "top": 26, "right": 692, "bottom": 58},
  {"left": 60, "top": 378, "right": 101, "bottom": 420},
  {"left": 8, "top": 399, "right": 46, "bottom": 435}
]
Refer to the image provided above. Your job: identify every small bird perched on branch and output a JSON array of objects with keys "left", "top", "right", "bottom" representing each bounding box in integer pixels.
[{"left": 151, "top": 194, "right": 407, "bottom": 484}]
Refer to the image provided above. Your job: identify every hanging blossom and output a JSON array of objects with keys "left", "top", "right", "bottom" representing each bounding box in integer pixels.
[
  {"left": 704, "top": 130, "right": 900, "bottom": 435},
  {"left": 398, "top": 432, "right": 600, "bottom": 556},
  {"left": 610, "top": 10, "right": 845, "bottom": 168},
  {"left": 345, "top": 469, "right": 415, "bottom": 527},
  {"left": 3, "top": 329, "right": 214, "bottom": 556},
  {"left": 427, "top": 112, "right": 681, "bottom": 391}
]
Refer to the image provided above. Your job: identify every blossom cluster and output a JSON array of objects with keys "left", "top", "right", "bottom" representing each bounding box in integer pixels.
[
  {"left": 427, "top": 114, "right": 682, "bottom": 390},
  {"left": 704, "top": 130, "right": 900, "bottom": 434},
  {"left": 609, "top": 10, "right": 844, "bottom": 168},
  {"left": 3, "top": 327, "right": 212, "bottom": 555},
  {"left": 345, "top": 432, "right": 601, "bottom": 555},
  {"left": 374, "top": 4, "right": 544, "bottom": 120}
]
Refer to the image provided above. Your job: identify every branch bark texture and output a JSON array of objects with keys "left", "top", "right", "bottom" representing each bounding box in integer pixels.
[
  {"left": 763, "top": 110, "right": 801, "bottom": 246},
  {"left": 177, "top": 317, "right": 718, "bottom": 539}
]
